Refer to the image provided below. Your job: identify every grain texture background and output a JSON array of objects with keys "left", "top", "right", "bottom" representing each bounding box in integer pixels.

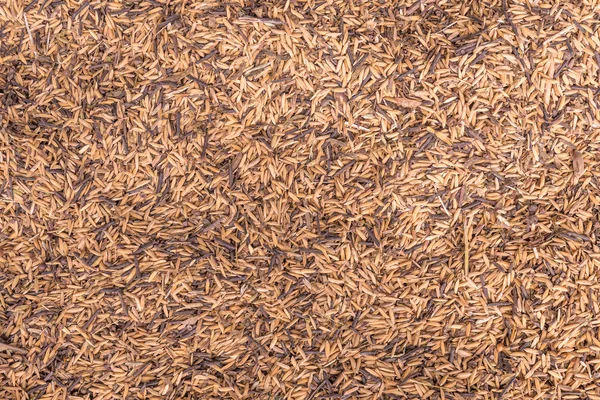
[{"left": 2, "top": 0, "right": 600, "bottom": 399}]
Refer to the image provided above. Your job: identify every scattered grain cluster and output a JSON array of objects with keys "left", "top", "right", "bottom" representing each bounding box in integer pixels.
[{"left": 2, "top": 0, "right": 600, "bottom": 399}]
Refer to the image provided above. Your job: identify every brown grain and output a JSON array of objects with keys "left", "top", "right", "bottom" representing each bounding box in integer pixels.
[{"left": 2, "top": 0, "right": 600, "bottom": 399}]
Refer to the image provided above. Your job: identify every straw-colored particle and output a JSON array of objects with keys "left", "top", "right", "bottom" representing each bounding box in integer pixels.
[{"left": 2, "top": 0, "right": 600, "bottom": 399}]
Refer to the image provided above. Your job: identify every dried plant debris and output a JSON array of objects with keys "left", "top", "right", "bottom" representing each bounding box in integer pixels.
[
  {"left": 2, "top": 0, "right": 600, "bottom": 399},
  {"left": 572, "top": 149, "right": 585, "bottom": 180}
]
